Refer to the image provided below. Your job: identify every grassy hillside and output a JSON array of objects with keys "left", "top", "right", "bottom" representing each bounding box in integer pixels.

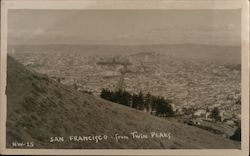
[{"left": 6, "top": 56, "right": 240, "bottom": 149}]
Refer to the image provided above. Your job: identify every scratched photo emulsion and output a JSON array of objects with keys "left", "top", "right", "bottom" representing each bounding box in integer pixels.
[{"left": 6, "top": 9, "right": 241, "bottom": 149}]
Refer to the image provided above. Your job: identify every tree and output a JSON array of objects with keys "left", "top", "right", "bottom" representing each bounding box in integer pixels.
[
  {"left": 122, "top": 90, "right": 131, "bottom": 106},
  {"left": 113, "top": 89, "right": 122, "bottom": 103},
  {"left": 118, "top": 90, "right": 131, "bottom": 106},
  {"left": 100, "top": 88, "right": 107, "bottom": 99},
  {"left": 211, "top": 107, "right": 220, "bottom": 122},
  {"left": 150, "top": 96, "right": 158, "bottom": 114},
  {"left": 137, "top": 91, "right": 144, "bottom": 110},
  {"left": 132, "top": 94, "right": 138, "bottom": 109},
  {"left": 144, "top": 92, "right": 152, "bottom": 112},
  {"left": 155, "top": 97, "right": 174, "bottom": 117},
  {"left": 100, "top": 88, "right": 114, "bottom": 102}
]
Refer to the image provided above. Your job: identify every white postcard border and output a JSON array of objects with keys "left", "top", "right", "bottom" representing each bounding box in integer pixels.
[{"left": 0, "top": 0, "right": 249, "bottom": 155}]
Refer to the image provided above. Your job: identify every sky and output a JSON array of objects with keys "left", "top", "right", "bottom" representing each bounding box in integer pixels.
[{"left": 8, "top": 9, "right": 241, "bottom": 46}]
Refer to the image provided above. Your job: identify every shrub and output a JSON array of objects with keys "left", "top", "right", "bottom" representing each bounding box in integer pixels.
[{"left": 100, "top": 88, "right": 175, "bottom": 117}]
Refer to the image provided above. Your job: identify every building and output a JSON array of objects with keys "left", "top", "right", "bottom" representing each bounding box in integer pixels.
[{"left": 193, "top": 109, "right": 206, "bottom": 117}]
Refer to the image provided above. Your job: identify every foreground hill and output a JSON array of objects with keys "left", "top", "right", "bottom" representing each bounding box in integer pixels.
[{"left": 6, "top": 56, "right": 239, "bottom": 149}]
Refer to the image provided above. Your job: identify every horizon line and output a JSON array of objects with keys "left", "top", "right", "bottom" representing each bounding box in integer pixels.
[{"left": 7, "top": 43, "right": 241, "bottom": 47}]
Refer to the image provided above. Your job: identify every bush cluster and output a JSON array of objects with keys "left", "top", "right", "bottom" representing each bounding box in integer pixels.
[{"left": 100, "top": 89, "right": 175, "bottom": 117}]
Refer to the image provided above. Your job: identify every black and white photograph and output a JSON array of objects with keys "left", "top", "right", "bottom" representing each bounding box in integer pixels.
[{"left": 0, "top": 0, "right": 249, "bottom": 155}]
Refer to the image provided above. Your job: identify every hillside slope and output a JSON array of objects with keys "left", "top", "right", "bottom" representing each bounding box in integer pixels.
[{"left": 6, "top": 56, "right": 239, "bottom": 149}]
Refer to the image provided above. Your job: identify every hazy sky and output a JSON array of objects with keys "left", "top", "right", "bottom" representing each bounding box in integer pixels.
[{"left": 8, "top": 9, "right": 241, "bottom": 45}]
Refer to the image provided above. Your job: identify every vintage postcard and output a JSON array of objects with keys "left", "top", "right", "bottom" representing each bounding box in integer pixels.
[{"left": 0, "top": 0, "right": 249, "bottom": 155}]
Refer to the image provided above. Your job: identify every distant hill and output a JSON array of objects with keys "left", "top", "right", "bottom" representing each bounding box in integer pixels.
[
  {"left": 8, "top": 44, "right": 241, "bottom": 63},
  {"left": 6, "top": 56, "right": 240, "bottom": 149}
]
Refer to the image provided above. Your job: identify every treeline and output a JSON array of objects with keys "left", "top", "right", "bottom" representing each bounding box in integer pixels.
[{"left": 100, "top": 88, "right": 175, "bottom": 117}]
